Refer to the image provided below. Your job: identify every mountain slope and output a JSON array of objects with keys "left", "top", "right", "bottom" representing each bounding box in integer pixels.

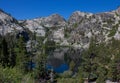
[
  {"left": 1, "top": 8, "right": 120, "bottom": 49},
  {"left": 0, "top": 9, "right": 24, "bottom": 36}
]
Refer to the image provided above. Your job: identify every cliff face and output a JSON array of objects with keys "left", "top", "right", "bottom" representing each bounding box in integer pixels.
[
  {"left": 1, "top": 8, "right": 120, "bottom": 49},
  {"left": 0, "top": 9, "right": 24, "bottom": 36}
]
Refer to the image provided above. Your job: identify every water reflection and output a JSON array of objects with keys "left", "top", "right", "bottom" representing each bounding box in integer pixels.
[{"left": 46, "top": 47, "right": 69, "bottom": 73}]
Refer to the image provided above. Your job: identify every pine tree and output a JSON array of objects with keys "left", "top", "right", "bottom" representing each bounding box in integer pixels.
[
  {"left": 81, "top": 37, "right": 97, "bottom": 81},
  {"left": 15, "top": 36, "right": 28, "bottom": 72},
  {"left": 9, "top": 46, "right": 16, "bottom": 67},
  {"left": 0, "top": 38, "right": 9, "bottom": 67},
  {"left": 34, "top": 37, "right": 47, "bottom": 80},
  {"left": 8, "top": 36, "right": 16, "bottom": 67},
  {"left": 108, "top": 39, "right": 120, "bottom": 82},
  {"left": 109, "top": 55, "right": 120, "bottom": 82},
  {"left": 0, "top": 39, "right": 2, "bottom": 61},
  {"left": 34, "top": 53, "right": 46, "bottom": 79},
  {"left": 96, "top": 66, "right": 107, "bottom": 83},
  {"left": 108, "top": 60, "right": 118, "bottom": 82}
]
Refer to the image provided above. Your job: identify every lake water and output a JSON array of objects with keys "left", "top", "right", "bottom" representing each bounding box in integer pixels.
[
  {"left": 28, "top": 59, "right": 69, "bottom": 73},
  {"left": 28, "top": 58, "right": 69, "bottom": 73},
  {"left": 46, "top": 63, "right": 69, "bottom": 73},
  {"left": 46, "top": 47, "right": 70, "bottom": 73}
]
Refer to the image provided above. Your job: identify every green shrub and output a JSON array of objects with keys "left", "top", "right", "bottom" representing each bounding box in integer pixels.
[
  {"left": 0, "top": 66, "right": 23, "bottom": 83},
  {"left": 108, "top": 28, "right": 117, "bottom": 37},
  {"left": 60, "top": 70, "right": 72, "bottom": 78},
  {"left": 73, "top": 23, "right": 78, "bottom": 28},
  {"left": 108, "top": 24, "right": 119, "bottom": 37}
]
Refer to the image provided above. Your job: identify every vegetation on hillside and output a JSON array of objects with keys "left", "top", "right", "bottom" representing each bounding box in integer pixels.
[{"left": 0, "top": 34, "right": 120, "bottom": 83}]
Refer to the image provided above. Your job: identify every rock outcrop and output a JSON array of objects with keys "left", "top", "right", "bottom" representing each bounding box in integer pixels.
[
  {"left": 0, "top": 9, "right": 23, "bottom": 36},
  {"left": 1, "top": 7, "right": 120, "bottom": 49}
]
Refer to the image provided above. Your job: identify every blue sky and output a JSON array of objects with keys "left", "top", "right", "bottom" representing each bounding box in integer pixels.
[{"left": 0, "top": 0, "right": 120, "bottom": 20}]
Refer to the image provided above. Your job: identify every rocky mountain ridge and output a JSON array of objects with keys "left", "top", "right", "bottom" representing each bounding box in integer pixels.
[
  {"left": 1, "top": 7, "right": 120, "bottom": 49},
  {"left": 0, "top": 9, "right": 23, "bottom": 36}
]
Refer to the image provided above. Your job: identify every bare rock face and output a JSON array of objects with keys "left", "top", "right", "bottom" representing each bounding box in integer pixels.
[
  {"left": 68, "top": 11, "right": 86, "bottom": 24},
  {"left": 42, "top": 14, "right": 66, "bottom": 27},
  {"left": 20, "top": 19, "right": 46, "bottom": 36},
  {"left": 0, "top": 10, "right": 13, "bottom": 23},
  {"left": 0, "top": 9, "right": 23, "bottom": 36},
  {"left": 1, "top": 7, "right": 120, "bottom": 49},
  {"left": 20, "top": 14, "right": 66, "bottom": 37},
  {"left": 116, "top": 7, "right": 120, "bottom": 15}
]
